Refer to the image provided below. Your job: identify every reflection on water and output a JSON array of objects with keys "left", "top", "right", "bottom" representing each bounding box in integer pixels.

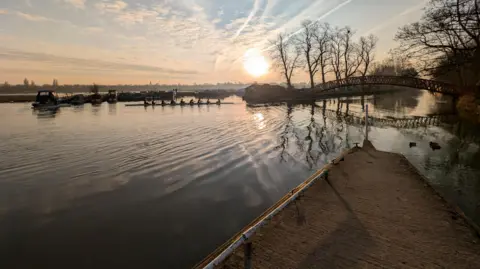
[
  {"left": 0, "top": 90, "right": 479, "bottom": 269},
  {"left": 108, "top": 103, "right": 117, "bottom": 115}
]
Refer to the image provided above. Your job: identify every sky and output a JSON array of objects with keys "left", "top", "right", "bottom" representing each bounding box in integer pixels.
[{"left": 0, "top": 0, "right": 428, "bottom": 85}]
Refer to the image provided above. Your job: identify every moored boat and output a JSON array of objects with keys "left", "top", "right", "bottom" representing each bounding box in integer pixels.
[
  {"left": 91, "top": 94, "right": 103, "bottom": 105},
  {"left": 32, "top": 90, "right": 60, "bottom": 110}
]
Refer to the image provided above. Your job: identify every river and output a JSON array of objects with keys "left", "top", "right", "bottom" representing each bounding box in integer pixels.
[{"left": 1, "top": 90, "right": 479, "bottom": 268}]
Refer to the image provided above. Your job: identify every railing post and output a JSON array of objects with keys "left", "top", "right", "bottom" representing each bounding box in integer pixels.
[
  {"left": 244, "top": 242, "right": 253, "bottom": 269},
  {"left": 365, "top": 104, "right": 369, "bottom": 141}
]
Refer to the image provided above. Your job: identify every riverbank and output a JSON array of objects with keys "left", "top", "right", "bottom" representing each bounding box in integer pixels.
[
  {"left": 0, "top": 90, "right": 238, "bottom": 103},
  {"left": 457, "top": 93, "right": 480, "bottom": 123},
  {"left": 0, "top": 94, "right": 36, "bottom": 103},
  {"left": 196, "top": 141, "right": 480, "bottom": 268},
  {"left": 243, "top": 84, "right": 420, "bottom": 104}
]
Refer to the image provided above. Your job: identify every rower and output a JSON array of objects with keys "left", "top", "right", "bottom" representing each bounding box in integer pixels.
[
  {"left": 180, "top": 99, "right": 186, "bottom": 106},
  {"left": 170, "top": 99, "right": 176, "bottom": 105},
  {"left": 197, "top": 99, "right": 202, "bottom": 105},
  {"left": 144, "top": 98, "right": 149, "bottom": 106},
  {"left": 161, "top": 100, "right": 166, "bottom": 106},
  {"left": 207, "top": 99, "right": 210, "bottom": 105},
  {"left": 152, "top": 99, "right": 156, "bottom": 106},
  {"left": 189, "top": 99, "right": 195, "bottom": 106},
  {"left": 216, "top": 99, "right": 221, "bottom": 105}
]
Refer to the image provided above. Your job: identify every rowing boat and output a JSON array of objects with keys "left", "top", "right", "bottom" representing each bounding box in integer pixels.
[{"left": 125, "top": 102, "right": 234, "bottom": 107}]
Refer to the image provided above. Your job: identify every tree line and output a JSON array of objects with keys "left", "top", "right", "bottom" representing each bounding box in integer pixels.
[
  {"left": 395, "top": 0, "right": 480, "bottom": 87},
  {"left": 270, "top": 20, "right": 379, "bottom": 89},
  {"left": 271, "top": 0, "right": 479, "bottom": 89},
  {"left": 3, "top": 78, "right": 60, "bottom": 88}
]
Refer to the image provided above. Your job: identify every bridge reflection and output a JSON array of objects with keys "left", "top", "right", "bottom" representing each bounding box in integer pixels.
[{"left": 272, "top": 101, "right": 459, "bottom": 170}]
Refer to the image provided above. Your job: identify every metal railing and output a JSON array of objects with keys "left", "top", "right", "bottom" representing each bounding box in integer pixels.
[{"left": 194, "top": 147, "right": 358, "bottom": 269}]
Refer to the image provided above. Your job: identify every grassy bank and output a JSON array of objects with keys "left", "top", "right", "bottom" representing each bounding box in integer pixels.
[
  {"left": 0, "top": 95, "right": 35, "bottom": 103},
  {"left": 457, "top": 93, "right": 480, "bottom": 123}
]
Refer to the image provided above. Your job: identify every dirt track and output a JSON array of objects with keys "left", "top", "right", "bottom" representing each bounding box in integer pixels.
[{"left": 219, "top": 142, "right": 480, "bottom": 269}]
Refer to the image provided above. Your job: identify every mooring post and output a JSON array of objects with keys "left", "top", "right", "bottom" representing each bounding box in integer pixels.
[
  {"left": 244, "top": 242, "right": 253, "bottom": 269},
  {"left": 365, "top": 104, "right": 369, "bottom": 141}
]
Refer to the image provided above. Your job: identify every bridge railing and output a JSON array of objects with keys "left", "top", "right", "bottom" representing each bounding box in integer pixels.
[{"left": 311, "top": 75, "right": 462, "bottom": 95}]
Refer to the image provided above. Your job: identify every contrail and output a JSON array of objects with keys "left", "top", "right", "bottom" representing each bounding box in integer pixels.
[
  {"left": 362, "top": 0, "right": 428, "bottom": 36},
  {"left": 230, "top": 0, "right": 354, "bottom": 66},
  {"left": 233, "top": 0, "right": 262, "bottom": 40},
  {"left": 264, "top": 0, "right": 354, "bottom": 51}
]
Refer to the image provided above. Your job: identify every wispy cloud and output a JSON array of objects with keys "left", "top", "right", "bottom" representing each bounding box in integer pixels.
[
  {"left": 16, "top": 12, "right": 58, "bottom": 22},
  {"left": 0, "top": 48, "right": 200, "bottom": 75},
  {"left": 363, "top": 0, "right": 428, "bottom": 36},
  {"left": 115, "top": 8, "right": 158, "bottom": 25},
  {"left": 232, "top": 0, "right": 263, "bottom": 40},
  {"left": 0, "top": 0, "right": 427, "bottom": 84},
  {"left": 84, "top": 26, "right": 104, "bottom": 33},
  {"left": 95, "top": 0, "right": 128, "bottom": 13},
  {"left": 63, "top": 0, "right": 86, "bottom": 9}
]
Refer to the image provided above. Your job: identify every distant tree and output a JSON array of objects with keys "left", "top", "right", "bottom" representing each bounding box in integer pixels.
[
  {"left": 30, "top": 80, "right": 36, "bottom": 87},
  {"left": 90, "top": 83, "right": 100, "bottom": 94},
  {"left": 23, "top": 78, "right": 29, "bottom": 87},
  {"left": 370, "top": 54, "right": 419, "bottom": 77},
  {"left": 52, "top": 79, "right": 59, "bottom": 87},
  {"left": 400, "top": 67, "right": 420, "bottom": 78},
  {"left": 270, "top": 33, "right": 302, "bottom": 89},
  {"left": 3, "top": 81, "right": 10, "bottom": 87}
]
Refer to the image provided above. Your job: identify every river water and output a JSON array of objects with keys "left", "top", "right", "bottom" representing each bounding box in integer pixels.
[{"left": 1, "top": 90, "right": 479, "bottom": 268}]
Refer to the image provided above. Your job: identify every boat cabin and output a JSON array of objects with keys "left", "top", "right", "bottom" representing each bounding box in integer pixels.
[
  {"left": 35, "top": 90, "right": 58, "bottom": 105},
  {"left": 108, "top": 90, "right": 117, "bottom": 97},
  {"left": 107, "top": 90, "right": 118, "bottom": 103}
]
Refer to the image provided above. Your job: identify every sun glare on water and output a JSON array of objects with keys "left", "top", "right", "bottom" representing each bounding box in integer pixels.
[{"left": 243, "top": 48, "right": 269, "bottom": 77}]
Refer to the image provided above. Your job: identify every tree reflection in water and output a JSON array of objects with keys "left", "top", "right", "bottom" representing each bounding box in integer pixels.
[
  {"left": 274, "top": 102, "right": 360, "bottom": 170},
  {"left": 262, "top": 90, "right": 480, "bottom": 226}
]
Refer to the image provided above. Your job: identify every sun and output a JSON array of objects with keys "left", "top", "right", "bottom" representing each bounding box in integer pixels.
[{"left": 243, "top": 48, "right": 269, "bottom": 77}]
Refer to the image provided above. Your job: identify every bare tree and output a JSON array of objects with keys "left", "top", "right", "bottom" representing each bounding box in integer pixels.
[
  {"left": 23, "top": 78, "right": 29, "bottom": 87},
  {"left": 314, "top": 23, "right": 332, "bottom": 83},
  {"left": 296, "top": 20, "right": 323, "bottom": 88},
  {"left": 358, "top": 34, "right": 378, "bottom": 76},
  {"left": 270, "top": 33, "right": 302, "bottom": 88},
  {"left": 341, "top": 27, "right": 363, "bottom": 78},
  {"left": 395, "top": 0, "right": 479, "bottom": 84},
  {"left": 329, "top": 27, "right": 363, "bottom": 80},
  {"left": 329, "top": 27, "right": 343, "bottom": 80}
]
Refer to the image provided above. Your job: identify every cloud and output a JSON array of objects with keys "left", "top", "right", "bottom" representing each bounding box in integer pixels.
[
  {"left": 84, "top": 27, "right": 104, "bottom": 33},
  {"left": 16, "top": 12, "right": 58, "bottom": 22},
  {"left": 153, "top": 4, "right": 171, "bottom": 16},
  {"left": 115, "top": 8, "right": 158, "bottom": 25},
  {"left": 63, "top": 0, "right": 86, "bottom": 9},
  {"left": 0, "top": 48, "right": 201, "bottom": 76},
  {"left": 363, "top": 0, "right": 428, "bottom": 36},
  {"left": 232, "top": 0, "right": 263, "bottom": 40},
  {"left": 95, "top": 0, "right": 128, "bottom": 13}
]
